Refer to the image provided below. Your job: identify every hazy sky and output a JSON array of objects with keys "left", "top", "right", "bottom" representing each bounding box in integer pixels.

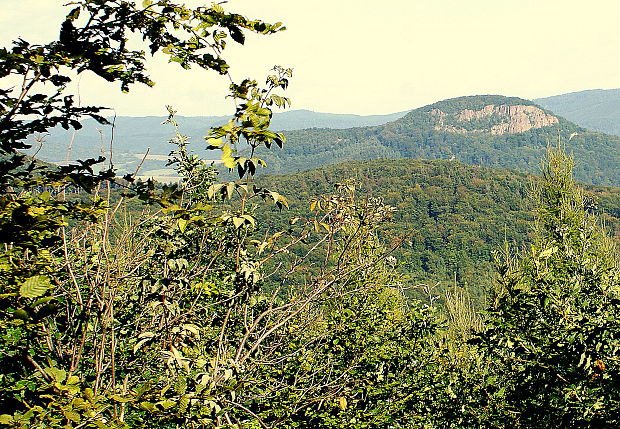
[{"left": 1, "top": 0, "right": 619, "bottom": 116}]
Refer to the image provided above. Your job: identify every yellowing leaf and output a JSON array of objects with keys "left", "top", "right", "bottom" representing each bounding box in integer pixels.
[
  {"left": 27, "top": 206, "right": 47, "bottom": 217},
  {"left": 539, "top": 247, "right": 557, "bottom": 259},
  {"left": 133, "top": 337, "right": 152, "bottom": 353},
  {"left": 226, "top": 181, "right": 235, "bottom": 199},
  {"left": 221, "top": 144, "right": 237, "bottom": 169},
  {"left": 242, "top": 214, "right": 256, "bottom": 226},
  {"left": 83, "top": 388, "right": 95, "bottom": 401},
  {"left": 206, "top": 137, "right": 223, "bottom": 147},
  {"left": 232, "top": 217, "right": 244, "bottom": 229},
  {"left": 207, "top": 183, "right": 223, "bottom": 200},
  {"left": 182, "top": 324, "right": 200, "bottom": 336},
  {"left": 278, "top": 195, "right": 289, "bottom": 208},
  {"left": 20, "top": 275, "right": 53, "bottom": 298}
]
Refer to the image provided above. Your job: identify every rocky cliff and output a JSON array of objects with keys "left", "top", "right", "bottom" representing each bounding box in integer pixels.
[{"left": 431, "top": 104, "right": 559, "bottom": 135}]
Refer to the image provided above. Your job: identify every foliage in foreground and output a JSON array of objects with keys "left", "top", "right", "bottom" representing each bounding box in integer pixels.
[
  {"left": 472, "top": 149, "right": 620, "bottom": 427},
  {"left": 0, "top": 2, "right": 444, "bottom": 427}
]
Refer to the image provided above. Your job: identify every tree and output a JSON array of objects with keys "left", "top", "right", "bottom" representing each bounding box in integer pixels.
[
  {"left": 473, "top": 148, "right": 620, "bottom": 427},
  {"left": 241, "top": 185, "right": 442, "bottom": 428},
  {"left": 0, "top": 0, "right": 286, "bottom": 306},
  {"left": 0, "top": 2, "right": 447, "bottom": 428},
  {"left": 0, "top": 1, "right": 289, "bottom": 426}
]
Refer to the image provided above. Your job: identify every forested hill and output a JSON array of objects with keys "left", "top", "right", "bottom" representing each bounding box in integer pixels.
[
  {"left": 535, "top": 88, "right": 620, "bottom": 136},
  {"left": 258, "top": 158, "right": 620, "bottom": 303},
  {"left": 259, "top": 95, "right": 620, "bottom": 186}
]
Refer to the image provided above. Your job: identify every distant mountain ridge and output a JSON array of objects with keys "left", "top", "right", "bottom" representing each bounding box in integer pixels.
[
  {"left": 271, "top": 109, "right": 409, "bottom": 129},
  {"left": 535, "top": 89, "right": 620, "bottom": 136},
  {"left": 27, "top": 109, "right": 408, "bottom": 165},
  {"left": 260, "top": 95, "right": 620, "bottom": 186},
  {"left": 28, "top": 93, "right": 620, "bottom": 186}
]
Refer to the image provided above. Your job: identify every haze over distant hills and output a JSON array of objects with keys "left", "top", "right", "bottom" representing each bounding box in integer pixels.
[
  {"left": 29, "top": 92, "right": 620, "bottom": 186},
  {"left": 28, "top": 109, "right": 407, "bottom": 163},
  {"left": 272, "top": 109, "right": 409, "bottom": 130},
  {"left": 535, "top": 88, "right": 620, "bottom": 136}
]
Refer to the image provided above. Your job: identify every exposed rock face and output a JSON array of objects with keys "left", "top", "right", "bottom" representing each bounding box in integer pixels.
[{"left": 430, "top": 104, "right": 559, "bottom": 135}]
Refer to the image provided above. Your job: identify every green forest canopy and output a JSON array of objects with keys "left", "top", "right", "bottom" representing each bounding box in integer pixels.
[{"left": 258, "top": 158, "right": 620, "bottom": 304}]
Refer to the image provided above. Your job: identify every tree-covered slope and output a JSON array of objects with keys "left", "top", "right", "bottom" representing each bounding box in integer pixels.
[
  {"left": 258, "top": 158, "right": 620, "bottom": 303},
  {"left": 535, "top": 88, "right": 620, "bottom": 136},
  {"left": 259, "top": 95, "right": 620, "bottom": 186}
]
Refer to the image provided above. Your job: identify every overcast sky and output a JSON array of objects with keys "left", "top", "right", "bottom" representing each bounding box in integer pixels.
[{"left": 1, "top": 0, "right": 619, "bottom": 116}]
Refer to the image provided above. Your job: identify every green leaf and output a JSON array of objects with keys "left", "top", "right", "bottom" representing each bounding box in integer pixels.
[
  {"left": 63, "top": 410, "right": 81, "bottom": 423},
  {"left": 46, "top": 367, "right": 67, "bottom": 383},
  {"left": 20, "top": 275, "right": 53, "bottom": 298},
  {"left": 158, "top": 399, "right": 177, "bottom": 410},
  {"left": 12, "top": 309, "right": 30, "bottom": 320},
  {"left": 228, "top": 25, "right": 245, "bottom": 44},
  {"left": 33, "top": 296, "right": 55, "bottom": 307},
  {"left": 174, "top": 377, "right": 188, "bottom": 395},
  {"left": 66, "top": 375, "right": 80, "bottom": 385},
  {"left": 139, "top": 401, "right": 156, "bottom": 412},
  {"left": 256, "top": 107, "right": 271, "bottom": 117},
  {"left": 110, "top": 394, "right": 133, "bottom": 403},
  {"left": 66, "top": 7, "right": 80, "bottom": 21}
]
